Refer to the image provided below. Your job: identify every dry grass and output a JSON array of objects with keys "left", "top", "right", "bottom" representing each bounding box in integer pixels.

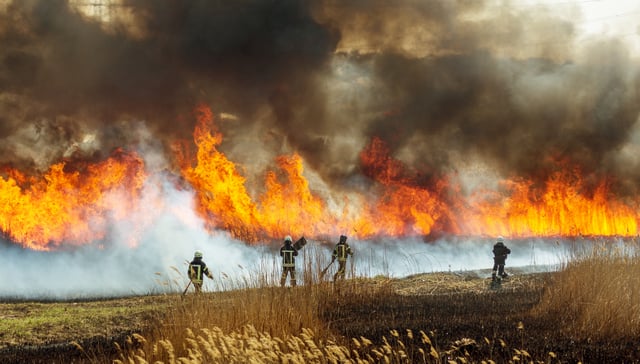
[
  {"left": 115, "top": 241, "right": 640, "bottom": 363},
  {"left": 113, "top": 323, "right": 555, "bottom": 364},
  {"left": 533, "top": 240, "right": 640, "bottom": 340},
  {"left": 393, "top": 270, "right": 544, "bottom": 295},
  {"left": 6, "top": 241, "right": 640, "bottom": 363},
  {"left": 114, "top": 262, "right": 558, "bottom": 363},
  {"left": 152, "top": 284, "right": 333, "bottom": 351}
]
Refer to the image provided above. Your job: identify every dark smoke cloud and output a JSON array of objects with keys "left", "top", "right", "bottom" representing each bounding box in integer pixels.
[
  {"left": 365, "top": 45, "right": 639, "bottom": 180},
  {"left": 308, "top": 0, "right": 640, "bottom": 195},
  {"left": 0, "top": 0, "right": 338, "bottom": 169},
  {"left": 0, "top": 0, "right": 639, "bottom": 195}
]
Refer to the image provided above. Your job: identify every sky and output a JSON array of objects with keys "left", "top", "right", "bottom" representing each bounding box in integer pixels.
[
  {"left": 550, "top": 0, "right": 639, "bottom": 36},
  {"left": 0, "top": 0, "right": 638, "bottom": 298},
  {"left": 540, "top": 0, "right": 640, "bottom": 53}
]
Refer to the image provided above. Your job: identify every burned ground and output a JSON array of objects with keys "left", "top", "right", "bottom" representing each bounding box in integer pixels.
[
  {"left": 1, "top": 270, "right": 640, "bottom": 363},
  {"left": 322, "top": 271, "right": 640, "bottom": 363}
]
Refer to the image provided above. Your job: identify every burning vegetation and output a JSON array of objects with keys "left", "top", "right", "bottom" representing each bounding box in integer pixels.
[
  {"left": 2, "top": 3, "right": 640, "bottom": 362},
  {"left": 0, "top": 0, "right": 638, "bottom": 250},
  {"left": 0, "top": 0, "right": 640, "bottom": 304},
  {"left": 0, "top": 102, "right": 638, "bottom": 249}
]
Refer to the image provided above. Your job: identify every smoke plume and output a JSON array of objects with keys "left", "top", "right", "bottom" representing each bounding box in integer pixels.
[
  {"left": 0, "top": 0, "right": 639, "bottom": 297},
  {"left": 1, "top": 0, "right": 639, "bottom": 183}
]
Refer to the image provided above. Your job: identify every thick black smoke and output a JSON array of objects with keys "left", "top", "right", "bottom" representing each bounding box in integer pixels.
[
  {"left": 0, "top": 0, "right": 339, "bottom": 171},
  {"left": 310, "top": 1, "right": 640, "bottom": 194},
  {"left": 0, "top": 0, "right": 639, "bottom": 196}
]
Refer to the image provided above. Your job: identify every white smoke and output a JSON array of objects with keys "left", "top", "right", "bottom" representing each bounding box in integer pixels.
[
  {"left": 0, "top": 123, "right": 615, "bottom": 300},
  {"left": 0, "top": 184, "right": 573, "bottom": 300},
  {"left": 0, "top": 174, "right": 261, "bottom": 299},
  {"left": 0, "top": 122, "right": 270, "bottom": 299}
]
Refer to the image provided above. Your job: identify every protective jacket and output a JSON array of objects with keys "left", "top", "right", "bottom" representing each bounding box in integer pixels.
[
  {"left": 188, "top": 257, "right": 212, "bottom": 284},
  {"left": 280, "top": 241, "right": 298, "bottom": 267},
  {"left": 492, "top": 242, "right": 511, "bottom": 265},
  {"left": 332, "top": 242, "right": 353, "bottom": 262}
]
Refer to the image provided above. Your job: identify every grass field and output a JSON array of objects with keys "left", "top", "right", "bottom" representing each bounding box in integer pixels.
[{"left": 2, "top": 243, "right": 640, "bottom": 363}]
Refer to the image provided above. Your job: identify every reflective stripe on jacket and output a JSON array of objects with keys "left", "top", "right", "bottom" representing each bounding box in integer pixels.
[
  {"left": 333, "top": 243, "right": 352, "bottom": 262},
  {"left": 188, "top": 259, "right": 210, "bottom": 283},
  {"left": 280, "top": 243, "right": 298, "bottom": 268}
]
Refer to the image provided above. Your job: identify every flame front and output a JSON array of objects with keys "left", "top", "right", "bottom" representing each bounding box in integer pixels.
[
  {"left": 2, "top": 104, "right": 639, "bottom": 249},
  {"left": 178, "top": 105, "right": 262, "bottom": 240},
  {"left": 461, "top": 171, "right": 639, "bottom": 237},
  {"left": 179, "top": 105, "right": 639, "bottom": 243},
  {"left": 179, "top": 105, "right": 336, "bottom": 241},
  {"left": 0, "top": 150, "right": 146, "bottom": 250},
  {"left": 354, "top": 137, "right": 450, "bottom": 237},
  {"left": 179, "top": 107, "right": 454, "bottom": 241}
]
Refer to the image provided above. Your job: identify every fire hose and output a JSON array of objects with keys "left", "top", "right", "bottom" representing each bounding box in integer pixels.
[
  {"left": 319, "top": 260, "right": 334, "bottom": 280},
  {"left": 182, "top": 280, "right": 192, "bottom": 296}
]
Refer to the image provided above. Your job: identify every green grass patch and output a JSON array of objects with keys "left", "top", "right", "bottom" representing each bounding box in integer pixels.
[{"left": 0, "top": 295, "right": 173, "bottom": 348}]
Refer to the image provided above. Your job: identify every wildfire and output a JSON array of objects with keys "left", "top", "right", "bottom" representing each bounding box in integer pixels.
[
  {"left": 460, "top": 170, "right": 639, "bottom": 237},
  {"left": 178, "top": 105, "right": 338, "bottom": 241},
  {"left": 0, "top": 149, "right": 147, "bottom": 250},
  {"left": 178, "top": 105, "right": 262, "bottom": 241},
  {"left": 179, "top": 105, "right": 640, "bottom": 242},
  {"left": 354, "top": 137, "right": 451, "bottom": 237},
  {"left": 1, "top": 104, "right": 638, "bottom": 249}
]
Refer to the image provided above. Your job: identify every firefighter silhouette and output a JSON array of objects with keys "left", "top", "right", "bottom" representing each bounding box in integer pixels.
[
  {"left": 188, "top": 250, "right": 213, "bottom": 293},
  {"left": 280, "top": 236, "right": 298, "bottom": 287},
  {"left": 332, "top": 235, "right": 353, "bottom": 282},
  {"left": 492, "top": 237, "right": 511, "bottom": 283}
]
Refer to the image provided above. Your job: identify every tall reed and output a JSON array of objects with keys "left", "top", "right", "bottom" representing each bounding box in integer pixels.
[
  {"left": 138, "top": 243, "right": 362, "bottom": 361},
  {"left": 533, "top": 239, "right": 640, "bottom": 339}
]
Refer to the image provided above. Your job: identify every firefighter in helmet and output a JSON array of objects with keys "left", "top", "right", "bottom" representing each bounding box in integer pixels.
[
  {"left": 492, "top": 236, "right": 511, "bottom": 283},
  {"left": 332, "top": 235, "right": 353, "bottom": 282},
  {"left": 188, "top": 250, "right": 213, "bottom": 293},
  {"left": 280, "top": 235, "right": 298, "bottom": 287}
]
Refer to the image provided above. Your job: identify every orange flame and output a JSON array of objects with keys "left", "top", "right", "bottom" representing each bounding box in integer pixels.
[
  {"left": 0, "top": 150, "right": 147, "bottom": 250},
  {"left": 179, "top": 105, "right": 262, "bottom": 240},
  {"left": 180, "top": 105, "right": 640, "bottom": 241},
  {"left": 354, "top": 137, "right": 451, "bottom": 237},
  {"left": 460, "top": 170, "right": 639, "bottom": 237},
  {"left": 2, "top": 104, "right": 638, "bottom": 249},
  {"left": 179, "top": 105, "right": 336, "bottom": 241},
  {"left": 179, "top": 106, "right": 452, "bottom": 241},
  {"left": 259, "top": 154, "right": 333, "bottom": 238}
]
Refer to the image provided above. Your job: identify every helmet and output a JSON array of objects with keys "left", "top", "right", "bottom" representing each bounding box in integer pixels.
[
  {"left": 339, "top": 235, "right": 347, "bottom": 243},
  {"left": 284, "top": 235, "right": 292, "bottom": 242},
  {"left": 194, "top": 250, "right": 203, "bottom": 258},
  {"left": 496, "top": 236, "right": 504, "bottom": 243}
]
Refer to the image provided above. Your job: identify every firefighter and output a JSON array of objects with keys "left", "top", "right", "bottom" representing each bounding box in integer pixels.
[
  {"left": 280, "top": 235, "right": 298, "bottom": 287},
  {"left": 188, "top": 250, "right": 213, "bottom": 293},
  {"left": 492, "top": 236, "right": 511, "bottom": 283},
  {"left": 332, "top": 235, "right": 353, "bottom": 282}
]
